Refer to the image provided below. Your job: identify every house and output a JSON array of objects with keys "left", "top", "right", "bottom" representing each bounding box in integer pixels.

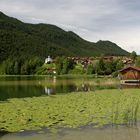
[
  {"left": 103, "top": 56, "right": 113, "bottom": 61},
  {"left": 47, "top": 68, "right": 56, "bottom": 74},
  {"left": 69, "top": 57, "right": 93, "bottom": 68},
  {"left": 45, "top": 56, "right": 53, "bottom": 64},
  {"left": 122, "top": 57, "right": 134, "bottom": 66},
  {"left": 119, "top": 66, "right": 140, "bottom": 84}
]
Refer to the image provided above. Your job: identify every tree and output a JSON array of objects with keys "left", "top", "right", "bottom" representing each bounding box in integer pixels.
[
  {"left": 55, "top": 56, "right": 64, "bottom": 75},
  {"left": 136, "top": 57, "right": 140, "bottom": 67},
  {"left": 130, "top": 51, "right": 137, "bottom": 60},
  {"left": 4, "top": 59, "right": 15, "bottom": 74},
  {"left": 13, "top": 61, "right": 19, "bottom": 74},
  {"left": 104, "top": 61, "right": 113, "bottom": 75},
  {"left": 116, "top": 60, "right": 124, "bottom": 70},
  {"left": 21, "top": 61, "right": 30, "bottom": 75},
  {"left": 61, "top": 58, "right": 69, "bottom": 74},
  {"left": 55, "top": 57, "right": 75, "bottom": 75},
  {"left": 86, "top": 64, "right": 94, "bottom": 75},
  {"left": 28, "top": 57, "right": 43, "bottom": 74},
  {"left": 95, "top": 59, "right": 106, "bottom": 75}
]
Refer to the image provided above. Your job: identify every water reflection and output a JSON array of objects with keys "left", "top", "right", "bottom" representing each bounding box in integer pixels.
[
  {"left": 44, "top": 84, "right": 91, "bottom": 95},
  {"left": 0, "top": 132, "right": 8, "bottom": 139},
  {"left": 77, "top": 84, "right": 91, "bottom": 92},
  {"left": 121, "top": 84, "right": 140, "bottom": 89},
  {"left": 0, "top": 76, "right": 140, "bottom": 100},
  {"left": 44, "top": 87, "right": 55, "bottom": 95}
]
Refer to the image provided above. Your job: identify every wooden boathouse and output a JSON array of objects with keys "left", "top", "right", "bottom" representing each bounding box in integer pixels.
[{"left": 119, "top": 66, "right": 140, "bottom": 84}]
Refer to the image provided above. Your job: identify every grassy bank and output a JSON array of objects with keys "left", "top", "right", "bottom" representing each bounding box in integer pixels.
[{"left": 0, "top": 89, "right": 140, "bottom": 132}]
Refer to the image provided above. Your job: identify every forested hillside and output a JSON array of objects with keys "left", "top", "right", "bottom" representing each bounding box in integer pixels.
[{"left": 0, "top": 11, "right": 129, "bottom": 62}]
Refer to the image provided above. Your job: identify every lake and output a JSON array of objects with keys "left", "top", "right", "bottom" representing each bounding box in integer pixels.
[
  {"left": 1, "top": 124, "right": 140, "bottom": 140},
  {"left": 0, "top": 76, "right": 140, "bottom": 140},
  {"left": 0, "top": 76, "right": 119, "bottom": 101}
]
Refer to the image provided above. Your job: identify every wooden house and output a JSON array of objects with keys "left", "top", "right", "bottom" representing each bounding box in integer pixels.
[{"left": 119, "top": 66, "right": 140, "bottom": 84}]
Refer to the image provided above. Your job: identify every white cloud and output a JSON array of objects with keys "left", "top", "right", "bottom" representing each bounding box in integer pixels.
[{"left": 0, "top": 0, "right": 140, "bottom": 53}]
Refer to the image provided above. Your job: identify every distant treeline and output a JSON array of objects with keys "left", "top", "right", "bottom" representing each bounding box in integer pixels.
[
  {"left": 0, "top": 57, "right": 43, "bottom": 75},
  {"left": 55, "top": 56, "right": 124, "bottom": 76},
  {"left": 0, "top": 56, "right": 124, "bottom": 76},
  {"left": 0, "top": 51, "right": 139, "bottom": 76}
]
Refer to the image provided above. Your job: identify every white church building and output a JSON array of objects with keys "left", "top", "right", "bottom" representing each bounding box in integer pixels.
[{"left": 45, "top": 56, "right": 53, "bottom": 64}]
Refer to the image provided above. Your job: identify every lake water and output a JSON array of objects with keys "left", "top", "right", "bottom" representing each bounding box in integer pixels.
[
  {"left": 0, "top": 76, "right": 140, "bottom": 140},
  {"left": 0, "top": 76, "right": 119, "bottom": 101},
  {"left": 1, "top": 124, "right": 140, "bottom": 140}
]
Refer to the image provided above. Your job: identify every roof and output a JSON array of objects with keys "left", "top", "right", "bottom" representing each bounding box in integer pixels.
[{"left": 119, "top": 66, "right": 140, "bottom": 73}]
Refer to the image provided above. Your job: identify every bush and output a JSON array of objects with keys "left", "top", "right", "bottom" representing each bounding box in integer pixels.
[
  {"left": 36, "top": 63, "right": 56, "bottom": 75},
  {"left": 69, "top": 64, "right": 84, "bottom": 74},
  {"left": 86, "top": 64, "right": 95, "bottom": 74},
  {"left": 112, "top": 71, "right": 119, "bottom": 78},
  {"left": 136, "top": 57, "right": 140, "bottom": 67}
]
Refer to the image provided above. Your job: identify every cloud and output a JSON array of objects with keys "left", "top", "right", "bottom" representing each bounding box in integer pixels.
[{"left": 0, "top": 0, "right": 140, "bottom": 53}]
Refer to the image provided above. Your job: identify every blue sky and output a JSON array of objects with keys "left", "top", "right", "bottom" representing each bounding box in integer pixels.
[{"left": 0, "top": 0, "right": 140, "bottom": 53}]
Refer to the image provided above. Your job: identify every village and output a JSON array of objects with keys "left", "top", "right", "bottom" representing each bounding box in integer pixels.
[
  {"left": 44, "top": 55, "right": 136, "bottom": 75},
  {"left": 45, "top": 55, "right": 135, "bottom": 68}
]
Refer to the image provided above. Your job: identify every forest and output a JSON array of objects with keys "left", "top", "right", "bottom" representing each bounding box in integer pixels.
[{"left": 0, "top": 11, "right": 129, "bottom": 62}]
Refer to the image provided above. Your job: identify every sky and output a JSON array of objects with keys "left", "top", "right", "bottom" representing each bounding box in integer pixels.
[{"left": 0, "top": 0, "right": 140, "bottom": 54}]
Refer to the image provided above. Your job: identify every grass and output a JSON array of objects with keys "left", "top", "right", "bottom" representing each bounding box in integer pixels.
[{"left": 0, "top": 89, "right": 140, "bottom": 132}]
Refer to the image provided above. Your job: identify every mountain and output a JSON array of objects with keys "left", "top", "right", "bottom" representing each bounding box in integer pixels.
[{"left": 0, "top": 11, "right": 129, "bottom": 61}]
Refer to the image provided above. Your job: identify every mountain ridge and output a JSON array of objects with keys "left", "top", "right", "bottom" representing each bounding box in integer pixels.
[{"left": 0, "top": 11, "right": 129, "bottom": 61}]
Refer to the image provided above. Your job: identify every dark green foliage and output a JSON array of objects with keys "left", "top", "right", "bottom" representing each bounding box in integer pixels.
[
  {"left": 61, "top": 59, "right": 70, "bottom": 74},
  {"left": 56, "top": 57, "right": 75, "bottom": 75},
  {"left": 69, "top": 64, "right": 85, "bottom": 74},
  {"left": 136, "top": 57, "right": 140, "bottom": 67},
  {"left": 94, "top": 58, "right": 124, "bottom": 75},
  {"left": 116, "top": 60, "right": 124, "bottom": 71},
  {"left": 104, "top": 61, "right": 113, "bottom": 75},
  {"left": 95, "top": 59, "right": 106, "bottom": 75},
  {"left": 96, "top": 41, "right": 129, "bottom": 56},
  {"left": 112, "top": 71, "right": 119, "bottom": 78},
  {"left": 130, "top": 51, "right": 137, "bottom": 60},
  {"left": 55, "top": 56, "right": 64, "bottom": 75},
  {"left": 1, "top": 57, "right": 43, "bottom": 75},
  {"left": 36, "top": 63, "right": 56, "bottom": 75},
  {"left": 0, "top": 12, "right": 129, "bottom": 62},
  {"left": 13, "top": 61, "right": 19, "bottom": 74},
  {"left": 86, "top": 64, "right": 95, "bottom": 74}
]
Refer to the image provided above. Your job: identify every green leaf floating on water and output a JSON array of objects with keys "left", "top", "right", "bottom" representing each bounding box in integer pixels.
[{"left": 0, "top": 89, "right": 140, "bottom": 132}]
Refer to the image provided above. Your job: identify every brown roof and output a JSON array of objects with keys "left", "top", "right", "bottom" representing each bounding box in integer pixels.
[{"left": 119, "top": 66, "right": 140, "bottom": 73}]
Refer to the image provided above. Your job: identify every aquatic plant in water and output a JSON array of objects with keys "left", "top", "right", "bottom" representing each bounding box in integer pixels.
[{"left": 0, "top": 89, "right": 140, "bottom": 132}]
